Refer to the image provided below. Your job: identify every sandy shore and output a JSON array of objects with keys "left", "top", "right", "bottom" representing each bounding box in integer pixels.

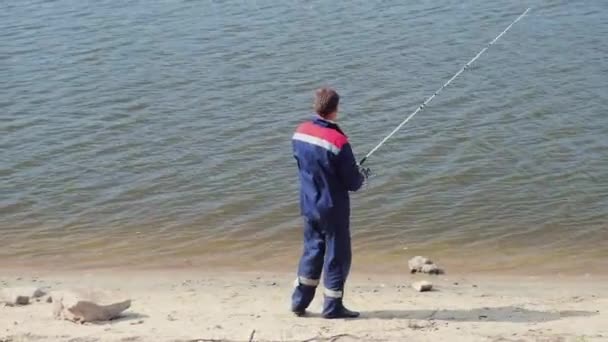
[{"left": 1, "top": 269, "right": 607, "bottom": 342}]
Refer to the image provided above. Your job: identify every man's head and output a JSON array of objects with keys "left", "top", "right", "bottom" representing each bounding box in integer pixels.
[{"left": 314, "top": 87, "right": 340, "bottom": 121}]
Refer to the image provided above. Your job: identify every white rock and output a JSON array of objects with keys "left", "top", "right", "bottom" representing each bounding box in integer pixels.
[
  {"left": 408, "top": 256, "right": 445, "bottom": 274},
  {"left": 420, "top": 263, "right": 444, "bottom": 275},
  {"left": 412, "top": 281, "right": 433, "bottom": 292},
  {"left": 408, "top": 256, "right": 433, "bottom": 273},
  {"left": 0, "top": 287, "right": 46, "bottom": 306},
  {"left": 51, "top": 289, "right": 131, "bottom": 323}
]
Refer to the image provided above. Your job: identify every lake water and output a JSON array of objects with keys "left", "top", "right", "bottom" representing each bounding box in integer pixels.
[{"left": 1, "top": 0, "right": 607, "bottom": 274}]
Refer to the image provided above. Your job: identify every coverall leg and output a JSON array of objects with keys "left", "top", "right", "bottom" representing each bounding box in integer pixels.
[
  {"left": 291, "top": 216, "right": 352, "bottom": 317},
  {"left": 321, "top": 219, "right": 352, "bottom": 317},
  {"left": 291, "top": 217, "right": 325, "bottom": 312}
]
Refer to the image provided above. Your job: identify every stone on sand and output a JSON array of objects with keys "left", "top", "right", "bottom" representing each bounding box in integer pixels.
[
  {"left": 0, "top": 287, "right": 46, "bottom": 306},
  {"left": 420, "top": 263, "right": 444, "bottom": 275},
  {"left": 51, "top": 289, "right": 131, "bottom": 323},
  {"left": 408, "top": 256, "right": 444, "bottom": 274},
  {"left": 412, "top": 281, "right": 433, "bottom": 292}
]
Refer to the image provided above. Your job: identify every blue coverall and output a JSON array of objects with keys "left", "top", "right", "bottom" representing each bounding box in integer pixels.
[{"left": 291, "top": 116, "right": 365, "bottom": 317}]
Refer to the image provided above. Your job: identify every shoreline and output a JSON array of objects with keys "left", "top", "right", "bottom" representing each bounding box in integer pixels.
[
  {"left": 2, "top": 248, "right": 607, "bottom": 277},
  {"left": 2, "top": 269, "right": 607, "bottom": 341}
]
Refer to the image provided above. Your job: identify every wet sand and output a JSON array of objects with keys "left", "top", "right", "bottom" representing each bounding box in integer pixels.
[{"left": 1, "top": 269, "right": 607, "bottom": 342}]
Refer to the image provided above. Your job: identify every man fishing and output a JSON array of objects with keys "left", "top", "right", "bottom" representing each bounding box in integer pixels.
[
  {"left": 287, "top": 7, "right": 530, "bottom": 320},
  {"left": 290, "top": 87, "right": 370, "bottom": 319}
]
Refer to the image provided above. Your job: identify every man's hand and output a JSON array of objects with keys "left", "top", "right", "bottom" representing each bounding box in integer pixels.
[{"left": 358, "top": 165, "right": 371, "bottom": 180}]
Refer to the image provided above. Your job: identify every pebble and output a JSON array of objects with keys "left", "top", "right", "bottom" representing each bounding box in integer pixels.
[
  {"left": 412, "top": 281, "right": 433, "bottom": 292},
  {"left": 1, "top": 287, "right": 46, "bottom": 306}
]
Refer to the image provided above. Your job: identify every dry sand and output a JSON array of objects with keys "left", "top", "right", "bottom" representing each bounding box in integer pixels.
[{"left": 1, "top": 269, "right": 607, "bottom": 342}]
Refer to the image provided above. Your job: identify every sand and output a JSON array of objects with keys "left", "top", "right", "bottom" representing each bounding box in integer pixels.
[{"left": 1, "top": 269, "right": 607, "bottom": 342}]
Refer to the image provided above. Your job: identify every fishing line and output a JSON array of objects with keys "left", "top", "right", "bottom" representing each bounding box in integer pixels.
[{"left": 360, "top": 8, "right": 531, "bottom": 165}]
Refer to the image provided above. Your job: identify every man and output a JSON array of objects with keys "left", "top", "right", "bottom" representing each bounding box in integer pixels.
[{"left": 291, "top": 87, "right": 370, "bottom": 319}]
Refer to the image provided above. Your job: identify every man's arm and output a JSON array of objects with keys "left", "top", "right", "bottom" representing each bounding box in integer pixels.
[{"left": 336, "top": 143, "right": 366, "bottom": 192}]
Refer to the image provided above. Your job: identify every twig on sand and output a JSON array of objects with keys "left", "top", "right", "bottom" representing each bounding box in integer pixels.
[
  {"left": 301, "top": 334, "right": 359, "bottom": 342},
  {"left": 249, "top": 329, "right": 256, "bottom": 342}
]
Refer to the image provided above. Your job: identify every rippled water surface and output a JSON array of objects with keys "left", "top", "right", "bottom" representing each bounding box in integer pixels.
[{"left": 2, "top": 0, "right": 607, "bottom": 274}]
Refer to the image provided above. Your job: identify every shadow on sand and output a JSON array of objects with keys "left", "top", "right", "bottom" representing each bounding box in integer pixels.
[
  {"left": 361, "top": 306, "right": 598, "bottom": 323},
  {"left": 86, "top": 312, "right": 150, "bottom": 325}
]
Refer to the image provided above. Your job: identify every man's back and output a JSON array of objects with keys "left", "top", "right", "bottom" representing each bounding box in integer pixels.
[{"left": 292, "top": 116, "right": 364, "bottom": 221}]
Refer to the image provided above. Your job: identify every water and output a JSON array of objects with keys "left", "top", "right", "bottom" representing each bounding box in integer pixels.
[{"left": 2, "top": 0, "right": 607, "bottom": 274}]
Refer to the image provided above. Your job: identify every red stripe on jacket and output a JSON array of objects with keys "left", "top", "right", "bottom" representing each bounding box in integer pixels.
[{"left": 295, "top": 121, "right": 349, "bottom": 149}]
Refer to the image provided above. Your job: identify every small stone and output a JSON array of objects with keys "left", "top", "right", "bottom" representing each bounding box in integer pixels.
[
  {"left": 130, "top": 320, "right": 144, "bottom": 325},
  {"left": 1, "top": 287, "right": 45, "bottom": 306},
  {"left": 453, "top": 282, "right": 459, "bottom": 285},
  {"left": 420, "top": 264, "right": 444, "bottom": 275},
  {"left": 412, "top": 281, "right": 433, "bottom": 292}
]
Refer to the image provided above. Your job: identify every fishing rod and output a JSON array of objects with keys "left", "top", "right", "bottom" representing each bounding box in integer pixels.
[{"left": 359, "top": 8, "right": 531, "bottom": 166}]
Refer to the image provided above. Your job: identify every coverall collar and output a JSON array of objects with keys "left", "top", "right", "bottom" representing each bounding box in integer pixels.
[{"left": 312, "top": 115, "right": 346, "bottom": 136}]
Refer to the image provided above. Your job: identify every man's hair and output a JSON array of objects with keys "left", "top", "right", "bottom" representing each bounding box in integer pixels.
[{"left": 313, "top": 88, "right": 340, "bottom": 117}]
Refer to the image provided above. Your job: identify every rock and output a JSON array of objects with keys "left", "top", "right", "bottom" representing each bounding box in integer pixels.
[
  {"left": 408, "top": 256, "right": 432, "bottom": 273},
  {"left": 420, "top": 263, "right": 444, "bottom": 275},
  {"left": 412, "top": 281, "right": 433, "bottom": 292},
  {"left": 51, "top": 289, "right": 131, "bottom": 323},
  {"left": 0, "top": 287, "right": 46, "bottom": 306},
  {"left": 408, "top": 256, "right": 444, "bottom": 274}
]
